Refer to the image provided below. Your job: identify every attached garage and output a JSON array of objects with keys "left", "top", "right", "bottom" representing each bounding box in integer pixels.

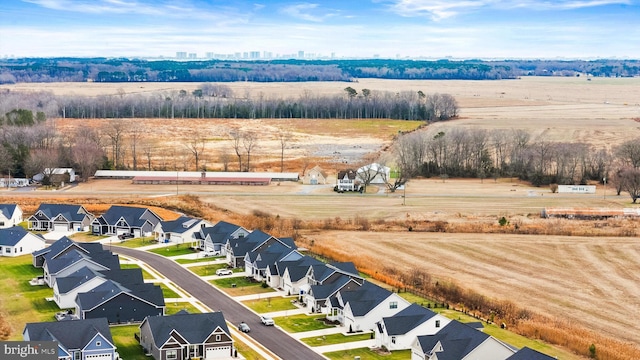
[
  {"left": 85, "top": 354, "right": 113, "bottom": 360},
  {"left": 205, "top": 346, "right": 231, "bottom": 359},
  {"left": 53, "top": 223, "right": 69, "bottom": 232},
  {"left": 116, "top": 228, "right": 128, "bottom": 236}
]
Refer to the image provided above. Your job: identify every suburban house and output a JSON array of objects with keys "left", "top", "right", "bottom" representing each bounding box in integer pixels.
[
  {"left": 139, "top": 311, "right": 234, "bottom": 360},
  {"left": 244, "top": 238, "right": 299, "bottom": 281},
  {"left": 375, "top": 303, "right": 451, "bottom": 351},
  {"left": 197, "top": 221, "right": 250, "bottom": 255},
  {"left": 0, "top": 203, "right": 23, "bottom": 228},
  {"left": 91, "top": 205, "right": 162, "bottom": 237},
  {"left": 226, "top": 229, "right": 281, "bottom": 268},
  {"left": 23, "top": 317, "right": 117, "bottom": 360},
  {"left": 330, "top": 281, "right": 412, "bottom": 333},
  {"left": 27, "top": 203, "right": 94, "bottom": 232},
  {"left": 356, "top": 163, "right": 391, "bottom": 186},
  {"left": 336, "top": 169, "right": 360, "bottom": 192},
  {"left": 411, "top": 320, "right": 515, "bottom": 360},
  {"left": 507, "top": 347, "right": 557, "bottom": 360},
  {"left": 0, "top": 226, "right": 46, "bottom": 257},
  {"left": 37, "top": 167, "right": 77, "bottom": 184},
  {"left": 154, "top": 216, "right": 211, "bottom": 245},
  {"left": 302, "top": 165, "right": 328, "bottom": 185},
  {"left": 75, "top": 279, "right": 165, "bottom": 323},
  {"left": 53, "top": 266, "right": 145, "bottom": 310},
  {"left": 42, "top": 248, "right": 120, "bottom": 287},
  {"left": 32, "top": 236, "right": 103, "bottom": 268},
  {"left": 304, "top": 262, "right": 364, "bottom": 313},
  {"left": 272, "top": 255, "right": 324, "bottom": 295}
]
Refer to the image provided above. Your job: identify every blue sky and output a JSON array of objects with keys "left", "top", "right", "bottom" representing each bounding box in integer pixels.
[{"left": 1, "top": 0, "right": 638, "bottom": 59}]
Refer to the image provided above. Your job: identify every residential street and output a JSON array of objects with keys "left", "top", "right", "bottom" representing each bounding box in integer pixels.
[{"left": 109, "top": 246, "right": 327, "bottom": 360}]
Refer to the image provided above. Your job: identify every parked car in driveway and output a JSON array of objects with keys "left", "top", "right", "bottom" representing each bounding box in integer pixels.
[
  {"left": 238, "top": 322, "right": 250, "bottom": 333},
  {"left": 118, "top": 233, "right": 134, "bottom": 240},
  {"left": 260, "top": 315, "right": 274, "bottom": 326},
  {"left": 202, "top": 250, "right": 220, "bottom": 257},
  {"left": 215, "top": 268, "right": 233, "bottom": 276}
]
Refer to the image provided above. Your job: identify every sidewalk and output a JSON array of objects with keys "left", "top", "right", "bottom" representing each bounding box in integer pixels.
[
  {"left": 314, "top": 339, "right": 376, "bottom": 354},
  {"left": 289, "top": 327, "right": 345, "bottom": 340},
  {"left": 262, "top": 308, "right": 307, "bottom": 318}
]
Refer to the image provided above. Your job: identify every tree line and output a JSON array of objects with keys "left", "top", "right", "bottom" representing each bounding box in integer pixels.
[
  {"left": 2, "top": 58, "right": 640, "bottom": 84},
  {"left": 389, "top": 128, "right": 640, "bottom": 202}
]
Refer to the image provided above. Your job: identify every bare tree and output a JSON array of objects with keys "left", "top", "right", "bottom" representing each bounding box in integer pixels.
[
  {"left": 128, "top": 123, "right": 144, "bottom": 170},
  {"left": 72, "top": 127, "right": 104, "bottom": 181},
  {"left": 102, "top": 120, "right": 127, "bottom": 169},
  {"left": 185, "top": 130, "right": 207, "bottom": 170},
  {"left": 230, "top": 129, "right": 243, "bottom": 171},
  {"left": 0, "top": 145, "right": 15, "bottom": 176},
  {"left": 276, "top": 129, "right": 291, "bottom": 173},
  {"left": 25, "top": 148, "right": 59, "bottom": 181},
  {"left": 242, "top": 131, "right": 258, "bottom": 172},
  {"left": 618, "top": 167, "right": 640, "bottom": 203},
  {"left": 614, "top": 138, "right": 640, "bottom": 169},
  {"left": 141, "top": 139, "right": 155, "bottom": 171},
  {"left": 219, "top": 152, "right": 232, "bottom": 172}
]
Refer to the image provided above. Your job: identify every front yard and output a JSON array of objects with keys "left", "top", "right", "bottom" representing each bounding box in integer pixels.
[
  {"left": 242, "top": 296, "right": 298, "bottom": 313},
  {"left": 324, "top": 348, "right": 411, "bottom": 360},
  {"left": 209, "top": 277, "right": 275, "bottom": 297},
  {"left": 188, "top": 263, "right": 229, "bottom": 276},
  {"left": 273, "top": 314, "right": 335, "bottom": 333},
  {"left": 110, "top": 325, "right": 147, "bottom": 360},
  {"left": 148, "top": 245, "right": 197, "bottom": 257},
  {"left": 301, "top": 331, "right": 373, "bottom": 347}
]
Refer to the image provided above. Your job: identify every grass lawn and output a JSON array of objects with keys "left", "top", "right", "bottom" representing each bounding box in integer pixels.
[
  {"left": 175, "top": 257, "right": 223, "bottom": 264},
  {"left": 233, "top": 336, "right": 266, "bottom": 360},
  {"left": 68, "top": 232, "right": 108, "bottom": 242},
  {"left": 148, "top": 245, "right": 197, "bottom": 257},
  {"left": 0, "top": 256, "right": 60, "bottom": 339},
  {"left": 272, "top": 314, "right": 334, "bottom": 333},
  {"left": 159, "top": 283, "right": 180, "bottom": 298},
  {"left": 209, "top": 277, "right": 275, "bottom": 297},
  {"left": 165, "top": 302, "right": 202, "bottom": 315},
  {"left": 188, "top": 263, "right": 228, "bottom": 276},
  {"left": 324, "top": 348, "right": 411, "bottom": 360},
  {"left": 118, "top": 263, "right": 155, "bottom": 280},
  {"left": 242, "top": 297, "right": 298, "bottom": 313},
  {"left": 301, "top": 331, "right": 373, "bottom": 347},
  {"left": 112, "top": 237, "right": 157, "bottom": 248},
  {"left": 110, "top": 324, "right": 147, "bottom": 360}
]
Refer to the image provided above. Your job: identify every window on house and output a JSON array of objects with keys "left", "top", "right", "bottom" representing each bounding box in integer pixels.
[
  {"left": 391, "top": 336, "right": 396, "bottom": 344},
  {"left": 435, "top": 320, "right": 441, "bottom": 328},
  {"left": 5, "top": 248, "right": 10, "bottom": 253},
  {"left": 216, "top": 335, "right": 221, "bottom": 341},
  {"left": 389, "top": 301, "right": 397, "bottom": 309},
  {"left": 96, "top": 341, "right": 101, "bottom": 346},
  {"left": 75, "top": 352, "right": 81, "bottom": 360},
  {"left": 166, "top": 350, "right": 177, "bottom": 360}
]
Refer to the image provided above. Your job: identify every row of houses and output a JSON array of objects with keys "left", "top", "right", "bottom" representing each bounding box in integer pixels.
[{"left": 24, "top": 235, "right": 236, "bottom": 360}]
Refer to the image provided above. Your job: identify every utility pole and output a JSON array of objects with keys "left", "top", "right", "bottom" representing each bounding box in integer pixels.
[{"left": 603, "top": 177, "right": 607, "bottom": 200}]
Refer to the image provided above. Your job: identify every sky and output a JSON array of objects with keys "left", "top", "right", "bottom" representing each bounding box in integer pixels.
[{"left": 1, "top": 0, "right": 639, "bottom": 59}]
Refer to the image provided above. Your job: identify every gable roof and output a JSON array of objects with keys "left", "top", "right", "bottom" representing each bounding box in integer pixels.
[
  {"left": 416, "top": 320, "right": 489, "bottom": 359},
  {"left": 31, "top": 203, "right": 89, "bottom": 222},
  {"left": 44, "top": 248, "right": 119, "bottom": 274},
  {"left": 337, "top": 169, "right": 357, "bottom": 180},
  {"left": 33, "top": 236, "right": 77, "bottom": 258},
  {"left": 381, "top": 303, "right": 438, "bottom": 335},
  {"left": 55, "top": 266, "right": 145, "bottom": 294},
  {"left": 76, "top": 279, "right": 164, "bottom": 310},
  {"left": 310, "top": 274, "right": 357, "bottom": 300},
  {"left": 158, "top": 216, "right": 202, "bottom": 234},
  {"left": 24, "top": 318, "right": 113, "bottom": 350},
  {"left": 281, "top": 256, "right": 323, "bottom": 280},
  {"left": 506, "top": 347, "right": 557, "bottom": 360},
  {"left": 339, "top": 281, "right": 394, "bottom": 316},
  {"left": 0, "top": 226, "right": 39, "bottom": 246},
  {"left": 97, "top": 205, "right": 160, "bottom": 227},
  {"left": 144, "top": 311, "right": 229, "bottom": 348},
  {"left": 0, "top": 204, "right": 19, "bottom": 219},
  {"left": 229, "top": 229, "right": 273, "bottom": 257}
]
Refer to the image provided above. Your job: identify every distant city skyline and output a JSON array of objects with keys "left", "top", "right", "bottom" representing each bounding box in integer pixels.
[{"left": 1, "top": 0, "right": 639, "bottom": 60}]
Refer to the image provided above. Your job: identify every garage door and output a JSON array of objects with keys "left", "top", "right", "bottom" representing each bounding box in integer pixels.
[
  {"left": 116, "top": 228, "right": 128, "bottom": 235},
  {"left": 205, "top": 346, "right": 231, "bottom": 359},
  {"left": 53, "top": 223, "right": 68, "bottom": 232},
  {"left": 85, "top": 354, "right": 113, "bottom": 360}
]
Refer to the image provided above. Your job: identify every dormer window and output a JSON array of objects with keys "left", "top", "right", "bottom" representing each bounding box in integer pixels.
[{"left": 435, "top": 320, "right": 440, "bottom": 328}]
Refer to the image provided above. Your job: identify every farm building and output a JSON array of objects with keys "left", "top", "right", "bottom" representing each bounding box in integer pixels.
[
  {"left": 302, "top": 165, "right": 328, "bottom": 185},
  {"left": 541, "top": 207, "right": 640, "bottom": 219}
]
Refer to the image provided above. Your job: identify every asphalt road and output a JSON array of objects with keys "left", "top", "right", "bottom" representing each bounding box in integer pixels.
[{"left": 109, "top": 246, "right": 326, "bottom": 360}]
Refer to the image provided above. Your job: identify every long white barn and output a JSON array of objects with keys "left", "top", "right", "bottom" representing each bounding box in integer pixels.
[{"left": 93, "top": 170, "right": 299, "bottom": 182}]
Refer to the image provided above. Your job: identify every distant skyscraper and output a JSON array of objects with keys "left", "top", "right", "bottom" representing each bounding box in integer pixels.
[
  {"left": 205, "top": 52, "right": 214, "bottom": 59},
  {"left": 298, "top": 50, "right": 304, "bottom": 59},
  {"left": 250, "top": 51, "right": 260, "bottom": 59},
  {"left": 176, "top": 52, "right": 187, "bottom": 59},
  {"left": 188, "top": 53, "right": 197, "bottom": 59}
]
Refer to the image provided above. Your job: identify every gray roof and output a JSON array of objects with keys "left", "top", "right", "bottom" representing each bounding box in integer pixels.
[
  {"left": 0, "top": 204, "right": 18, "bottom": 219},
  {"left": 381, "top": 303, "right": 437, "bottom": 335},
  {"left": 31, "top": 203, "right": 90, "bottom": 222},
  {"left": 56, "top": 266, "right": 145, "bottom": 294},
  {"left": 338, "top": 281, "right": 394, "bottom": 317},
  {"left": 76, "top": 279, "right": 164, "bottom": 311},
  {"left": 507, "top": 347, "right": 557, "bottom": 360},
  {"left": 229, "top": 230, "right": 272, "bottom": 257},
  {"left": 0, "top": 226, "right": 34, "bottom": 246},
  {"left": 144, "top": 311, "right": 230, "bottom": 348},
  {"left": 416, "top": 320, "right": 489, "bottom": 360},
  {"left": 33, "top": 236, "right": 76, "bottom": 258},
  {"left": 96, "top": 205, "right": 160, "bottom": 228},
  {"left": 24, "top": 318, "right": 113, "bottom": 350},
  {"left": 280, "top": 256, "right": 323, "bottom": 280},
  {"left": 45, "top": 248, "right": 119, "bottom": 274},
  {"left": 158, "top": 216, "right": 201, "bottom": 234},
  {"left": 201, "top": 221, "right": 246, "bottom": 244},
  {"left": 310, "top": 275, "right": 357, "bottom": 300}
]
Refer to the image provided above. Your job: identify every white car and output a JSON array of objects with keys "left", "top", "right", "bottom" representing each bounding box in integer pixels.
[
  {"left": 260, "top": 315, "right": 274, "bottom": 326},
  {"left": 215, "top": 268, "right": 233, "bottom": 276},
  {"left": 202, "top": 250, "right": 220, "bottom": 257}
]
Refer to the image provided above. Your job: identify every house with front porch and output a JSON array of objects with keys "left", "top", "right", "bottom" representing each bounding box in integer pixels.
[
  {"left": 226, "top": 230, "right": 289, "bottom": 268},
  {"left": 0, "top": 204, "right": 23, "bottom": 228},
  {"left": 27, "top": 203, "right": 93, "bottom": 232},
  {"left": 411, "top": 320, "right": 515, "bottom": 360},
  {"left": 197, "top": 221, "right": 249, "bottom": 255},
  {"left": 154, "top": 216, "right": 210, "bottom": 245},
  {"left": 92, "top": 205, "right": 161, "bottom": 237},
  {"left": 0, "top": 226, "right": 46, "bottom": 257},
  {"left": 43, "top": 248, "right": 120, "bottom": 287},
  {"left": 244, "top": 240, "right": 301, "bottom": 282},
  {"left": 23, "top": 318, "right": 116, "bottom": 360},
  {"left": 266, "top": 254, "right": 322, "bottom": 292},
  {"left": 376, "top": 303, "right": 451, "bottom": 351},
  {"left": 139, "top": 311, "right": 234, "bottom": 360}
]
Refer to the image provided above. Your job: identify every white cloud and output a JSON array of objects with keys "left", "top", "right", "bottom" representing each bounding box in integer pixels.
[{"left": 280, "top": 3, "right": 339, "bottom": 22}]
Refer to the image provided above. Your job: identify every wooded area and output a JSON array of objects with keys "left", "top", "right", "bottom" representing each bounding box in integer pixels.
[{"left": 1, "top": 58, "right": 639, "bottom": 84}]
